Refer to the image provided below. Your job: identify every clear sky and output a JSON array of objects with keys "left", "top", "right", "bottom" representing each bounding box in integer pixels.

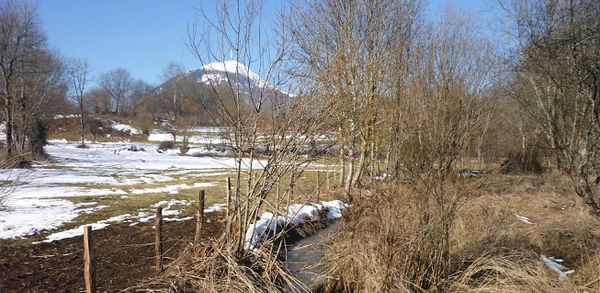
[
  {"left": 37, "top": 0, "right": 200, "bottom": 85},
  {"left": 36, "top": 0, "right": 499, "bottom": 86}
]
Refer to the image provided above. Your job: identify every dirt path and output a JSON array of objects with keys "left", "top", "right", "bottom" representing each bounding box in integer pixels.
[{"left": 0, "top": 213, "right": 223, "bottom": 292}]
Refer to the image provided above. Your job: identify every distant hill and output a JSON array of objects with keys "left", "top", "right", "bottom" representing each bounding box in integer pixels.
[{"left": 158, "top": 60, "right": 290, "bottom": 111}]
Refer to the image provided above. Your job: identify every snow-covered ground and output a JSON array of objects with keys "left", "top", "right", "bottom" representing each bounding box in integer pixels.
[
  {"left": 110, "top": 120, "right": 142, "bottom": 135},
  {"left": 244, "top": 200, "right": 347, "bottom": 249},
  {"left": 0, "top": 140, "right": 263, "bottom": 240},
  {"left": 37, "top": 201, "right": 228, "bottom": 242},
  {"left": 147, "top": 131, "right": 230, "bottom": 145}
]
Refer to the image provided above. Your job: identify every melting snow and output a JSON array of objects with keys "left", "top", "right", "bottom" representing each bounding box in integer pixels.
[
  {"left": 204, "top": 203, "right": 227, "bottom": 213},
  {"left": 287, "top": 204, "right": 320, "bottom": 226},
  {"left": 244, "top": 200, "right": 347, "bottom": 249},
  {"left": 541, "top": 255, "right": 575, "bottom": 277},
  {"left": 515, "top": 214, "right": 533, "bottom": 224},
  {"left": 109, "top": 120, "right": 142, "bottom": 135},
  {"left": 147, "top": 131, "right": 230, "bottom": 145},
  {"left": 0, "top": 198, "right": 79, "bottom": 239},
  {"left": 131, "top": 182, "right": 214, "bottom": 195}
]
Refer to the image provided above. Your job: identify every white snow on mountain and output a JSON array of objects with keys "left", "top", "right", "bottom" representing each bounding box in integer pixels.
[{"left": 202, "top": 60, "right": 263, "bottom": 83}]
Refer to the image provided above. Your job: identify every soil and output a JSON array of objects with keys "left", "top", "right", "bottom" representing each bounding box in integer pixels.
[{"left": 0, "top": 213, "right": 224, "bottom": 293}]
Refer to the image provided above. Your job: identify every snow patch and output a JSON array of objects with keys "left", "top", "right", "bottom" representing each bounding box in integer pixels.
[
  {"left": 515, "top": 214, "right": 533, "bottom": 224},
  {"left": 43, "top": 223, "right": 109, "bottom": 243},
  {"left": 244, "top": 200, "right": 348, "bottom": 249},
  {"left": 321, "top": 200, "right": 347, "bottom": 220},
  {"left": 130, "top": 182, "right": 214, "bottom": 195},
  {"left": 204, "top": 203, "right": 227, "bottom": 213},
  {"left": 0, "top": 198, "right": 79, "bottom": 239},
  {"left": 110, "top": 120, "right": 142, "bottom": 135},
  {"left": 541, "top": 255, "right": 575, "bottom": 277}
]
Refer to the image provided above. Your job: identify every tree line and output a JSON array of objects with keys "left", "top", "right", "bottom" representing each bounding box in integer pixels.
[{"left": 0, "top": 0, "right": 223, "bottom": 156}]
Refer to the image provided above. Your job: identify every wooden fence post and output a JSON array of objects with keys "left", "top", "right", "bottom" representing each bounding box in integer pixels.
[
  {"left": 83, "top": 226, "right": 97, "bottom": 293},
  {"left": 155, "top": 207, "right": 163, "bottom": 272},
  {"left": 316, "top": 171, "right": 321, "bottom": 196},
  {"left": 276, "top": 177, "right": 280, "bottom": 198},
  {"left": 289, "top": 173, "right": 295, "bottom": 198},
  {"left": 226, "top": 177, "right": 232, "bottom": 217},
  {"left": 195, "top": 190, "right": 205, "bottom": 245}
]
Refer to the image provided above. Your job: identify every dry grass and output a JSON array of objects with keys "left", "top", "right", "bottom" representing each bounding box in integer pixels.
[
  {"left": 124, "top": 211, "right": 330, "bottom": 292},
  {"left": 124, "top": 237, "right": 301, "bottom": 292},
  {"left": 321, "top": 174, "right": 600, "bottom": 292},
  {"left": 321, "top": 183, "right": 461, "bottom": 292}
]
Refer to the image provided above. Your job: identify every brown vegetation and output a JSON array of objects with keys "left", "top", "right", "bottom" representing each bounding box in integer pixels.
[{"left": 321, "top": 174, "right": 600, "bottom": 292}]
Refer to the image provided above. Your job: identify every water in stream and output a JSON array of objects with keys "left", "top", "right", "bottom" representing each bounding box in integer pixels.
[{"left": 285, "top": 222, "right": 339, "bottom": 292}]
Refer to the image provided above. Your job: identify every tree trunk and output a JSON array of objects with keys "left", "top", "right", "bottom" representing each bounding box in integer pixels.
[
  {"left": 345, "top": 139, "right": 355, "bottom": 199},
  {"left": 337, "top": 126, "right": 346, "bottom": 188},
  {"left": 4, "top": 102, "right": 12, "bottom": 156},
  {"left": 114, "top": 97, "right": 121, "bottom": 115},
  {"left": 576, "top": 174, "right": 599, "bottom": 211},
  {"left": 80, "top": 107, "right": 85, "bottom": 147},
  {"left": 351, "top": 137, "right": 368, "bottom": 187}
]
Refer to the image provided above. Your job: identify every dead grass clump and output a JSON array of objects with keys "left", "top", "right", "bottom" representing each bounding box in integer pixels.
[
  {"left": 323, "top": 174, "right": 600, "bottom": 292},
  {"left": 124, "top": 234, "right": 302, "bottom": 293},
  {"left": 449, "top": 250, "right": 583, "bottom": 292},
  {"left": 321, "top": 185, "right": 459, "bottom": 292},
  {"left": 574, "top": 251, "right": 600, "bottom": 291},
  {"left": 500, "top": 150, "right": 544, "bottom": 174}
]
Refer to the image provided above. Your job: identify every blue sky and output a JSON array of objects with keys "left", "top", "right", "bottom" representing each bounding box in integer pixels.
[{"left": 37, "top": 0, "right": 498, "bottom": 86}]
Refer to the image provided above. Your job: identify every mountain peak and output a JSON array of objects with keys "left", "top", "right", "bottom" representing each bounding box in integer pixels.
[{"left": 201, "top": 60, "right": 261, "bottom": 82}]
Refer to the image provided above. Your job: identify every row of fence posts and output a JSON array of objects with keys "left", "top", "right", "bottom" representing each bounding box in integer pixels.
[{"left": 81, "top": 170, "right": 332, "bottom": 293}]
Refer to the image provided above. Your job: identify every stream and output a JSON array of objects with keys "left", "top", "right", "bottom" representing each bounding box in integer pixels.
[{"left": 285, "top": 222, "right": 339, "bottom": 292}]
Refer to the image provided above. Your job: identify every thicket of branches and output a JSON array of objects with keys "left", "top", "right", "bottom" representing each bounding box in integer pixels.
[
  {"left": 501, "top": 0, "right": 600, "bottom": 210},
  {"left": 1, "top": 0, "right": 599, "bottom": 290},
  {"left": 0, "top": 0, "right": 68, "bottom": 158}
]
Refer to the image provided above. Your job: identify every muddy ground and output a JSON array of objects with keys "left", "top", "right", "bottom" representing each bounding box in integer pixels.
[{"left": 0, "top": 213, "right": 224, "bottom": 293}]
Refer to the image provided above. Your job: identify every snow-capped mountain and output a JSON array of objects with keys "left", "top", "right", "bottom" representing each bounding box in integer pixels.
[
  {"left": 158, "top": 60, "right": 289, "bottom": 109},
  {"left": 187, "top": 60, "right": 278, "bottom": 95},
  {"left": 193, "top": 60, "right": 266, "bottom": 87}
]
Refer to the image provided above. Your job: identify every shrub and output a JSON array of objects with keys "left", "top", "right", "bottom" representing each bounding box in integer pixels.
[
  {"left": 179, "top": 139, "right": 189, "bottom": 155},
  {"left": 322, "top": 184, "right": 460, "bottom": 292},
  {"left": 27, "top": 118, "right": 48, "bottom": 157},
  {"left": 88, "top": 118, "right": 109, "bottom": 142},
  {"left": 158, "top": 140, "right": 176, "bottom": 152},
  {"left": 126, "top": 145, "right": 145, "bottom": 152},
  {"left": 500, "top": 149, "right": 544, "bottom": 174}
]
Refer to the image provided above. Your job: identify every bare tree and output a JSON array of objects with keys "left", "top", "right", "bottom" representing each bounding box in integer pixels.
[
  {"left": 501, "top": 0, "right": 600, "bottom": 210},
  {"left": 0, "top": 0, "right": 46, "bottom": 156},
  {"left": 99, "top": 68, "right": 133, "bottom": 115},
  {"left": 184, "top": 0, "right": 334, "bottom": 290},
  {"left": 292, "top": 0, "right": 425, "bottom": 196},
  {"left": 160, "top": 61, "right": 185, "bottom": 119},
  {"left": 66, "top": 58, "right": 90, "bottom": 147},
  {"left": 84, "top": 87, "right": 111, "bottom": 114}
]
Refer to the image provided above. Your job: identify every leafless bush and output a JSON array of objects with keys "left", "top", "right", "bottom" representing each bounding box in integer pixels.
[
  {"left": 322, "top": 184, "right": 466, "bottom": 291},
  {"left": 126, "top": 0, "right": 336, "bottom": 291},
  {"left": 0, "top": 154, "right": 21, "bottom": 208},
  {"left": 500, "top": 149, "right": 544, "bottom": 174},
  {"left": 500, "top": 0, "right": 600, "bottom": 210},
  {"left": 157, "top": 141, "right": 175, "bottom": 152},
  {"left": 312, "top": 4, "right": 496, "bottom": 291}
]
